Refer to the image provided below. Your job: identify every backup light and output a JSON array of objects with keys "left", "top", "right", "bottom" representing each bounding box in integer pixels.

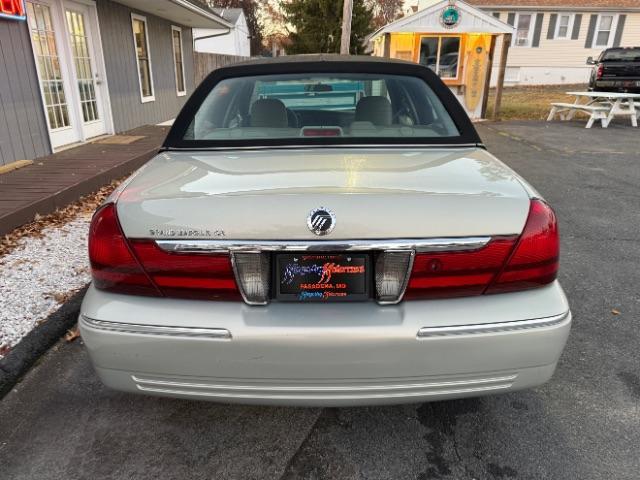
[
  {"left": 231, "top": 252, "right": 271, "bottom": 305},
  {"left": 375, "top": 251, "right": 414, "bottom": 304}
]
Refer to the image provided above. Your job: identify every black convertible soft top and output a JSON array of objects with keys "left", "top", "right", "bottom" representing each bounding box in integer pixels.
[{"left": 163, "top": 55, "right": 482, "bottom": 149}]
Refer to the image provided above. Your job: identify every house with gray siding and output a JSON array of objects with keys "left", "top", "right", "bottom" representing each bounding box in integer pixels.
[{"left": 0, "top": 0, "right": 230, "bottom": 167}]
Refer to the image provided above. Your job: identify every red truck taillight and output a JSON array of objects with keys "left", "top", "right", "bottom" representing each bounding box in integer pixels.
[
  {"left": 596, "top": 64, "right": 604, "bottom": 80},
  {"left": 88, "top": 203, "right": 241, "bottom": 300},
  {"left": 405, "top": 199, "right": 559, "bottom": 300}
]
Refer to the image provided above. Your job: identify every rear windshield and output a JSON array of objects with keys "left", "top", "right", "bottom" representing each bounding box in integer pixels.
[
  {"left": 182, "top": 73, "right": 460, "bottom": 143},
  {"left": 602, "top": 49, "right": 640, "bottom": 62}
]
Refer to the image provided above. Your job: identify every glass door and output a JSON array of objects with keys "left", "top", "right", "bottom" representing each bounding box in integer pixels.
[
  {"left": 64, "top": 1, "right": 107, "bottom": 139},
  {"left": 26, "top": 1, "right": 81, "bottom": 148}
]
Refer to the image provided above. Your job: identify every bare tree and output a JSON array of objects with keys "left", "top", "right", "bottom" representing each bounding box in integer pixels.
[{"left": 367, "top": 0, "right": 404, "bottom": 30}]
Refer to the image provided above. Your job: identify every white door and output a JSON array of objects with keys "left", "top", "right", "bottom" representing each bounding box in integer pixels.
[
  {"left": 63, "top": 1, "right": 108, "bottom": 139},
  {"left": 26, "top": 0, "right": 110, "bottom": 150}
]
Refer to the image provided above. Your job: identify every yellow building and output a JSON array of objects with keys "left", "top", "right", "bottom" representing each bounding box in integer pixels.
[{"left": 370, "top": 0, "right": 514, "bottom": 119}]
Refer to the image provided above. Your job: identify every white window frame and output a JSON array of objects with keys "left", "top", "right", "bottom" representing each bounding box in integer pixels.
[
  {"left": 131, "top": 13, "right": 155, "bottom": 103},
  {"left": 593, "top": 13, "right": 619, "bottom": 48},
  {"left": 554, "top": 13, "right": 574, "bottom": 39},
  {"left": 512, "top": 12, "right": 535, "bottom": 48},
  {"left": 171, "top": 25, "right": 186, "bottom": 97}
]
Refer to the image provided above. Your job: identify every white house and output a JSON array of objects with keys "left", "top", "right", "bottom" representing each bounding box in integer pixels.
[
  {"left": 193, "top": 7, "right": 251, "bottom": 57},
  {"left": 466, "top": 0, "right": 640, "bottom": 85}
]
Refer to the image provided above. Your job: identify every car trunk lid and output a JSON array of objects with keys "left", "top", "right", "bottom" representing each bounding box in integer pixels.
[{"left": 116, "top": 148, "right": 532, "bottom": 240}]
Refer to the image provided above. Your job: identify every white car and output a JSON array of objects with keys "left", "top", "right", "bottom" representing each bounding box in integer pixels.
[{"left": 79, "top": 56, "right": 571, "bottom": 406}]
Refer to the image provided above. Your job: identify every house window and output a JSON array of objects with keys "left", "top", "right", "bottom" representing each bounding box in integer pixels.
[
  {"left": 505, "top": 67, "right": 521, "bottom": 83},
  {"left": 513, "top": 13, "right": 534, "bottom": 47},
  {"left": 555, "top": 13, "right": 573, "bottom": 39},
  {"left": 171, "top": 26, "right": 186, "bottom": 96},
  {"left": 131, "top": 14, "right": 154, "bottom": 102},
  {"left": 419, "top": 36, "right": 461, "bottom": 80},
  {"left": 594, "top": 14, "right": 615, "bottom": 47}
]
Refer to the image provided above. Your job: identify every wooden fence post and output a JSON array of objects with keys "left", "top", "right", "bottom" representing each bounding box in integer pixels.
[{"left": 492, "top": 33, "right": 511, "bottom": 120}]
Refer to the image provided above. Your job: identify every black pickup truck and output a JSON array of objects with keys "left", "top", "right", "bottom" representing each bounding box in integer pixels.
[{"left": 588, "top": 47, "right": 640, "bottom": 93}]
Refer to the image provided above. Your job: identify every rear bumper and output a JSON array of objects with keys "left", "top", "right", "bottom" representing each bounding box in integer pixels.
[
  {"left": 79, "top": 282, "right": 571, "bottom": 406},
  {"left": 594, "top": 79, "right": 640, "bottom": 92}
]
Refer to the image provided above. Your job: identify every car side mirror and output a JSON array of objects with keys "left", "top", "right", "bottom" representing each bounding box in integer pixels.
[{"left": 586, "top": 56, "right": 595, "bottom": 65}]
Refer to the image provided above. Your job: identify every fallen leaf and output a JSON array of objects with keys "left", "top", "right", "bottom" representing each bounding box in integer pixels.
[
  {"left": 611, "top": 309, "right": 621, "bottom": 315},
  {"left": 65, "top": 327, "right": 81, "bottom": 343},
  {"left": 44, "top": 291, "right": 74, "bottom": 304},
  {"left": 0, "top": 177, "right": 124, "bottom": 259}
]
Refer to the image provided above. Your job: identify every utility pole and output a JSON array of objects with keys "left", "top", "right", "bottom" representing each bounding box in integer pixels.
[{"left": 340, "top": 0, "right": 353, "bottom": 54}]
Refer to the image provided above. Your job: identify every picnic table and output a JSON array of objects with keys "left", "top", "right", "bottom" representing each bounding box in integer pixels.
[{"left": 547, "top": 91, "right": 640, "bottom": 129}]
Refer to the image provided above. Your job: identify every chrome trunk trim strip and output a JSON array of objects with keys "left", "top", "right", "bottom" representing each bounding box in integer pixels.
[
  {"left": 80, "top": 316, "right": 231, "bottom": 339},
  {"left": 416, "top": 312, "right": 570, "bottom": 338},
  {"left": 156, "top": 237, "right": 492, "bottom": 254}
]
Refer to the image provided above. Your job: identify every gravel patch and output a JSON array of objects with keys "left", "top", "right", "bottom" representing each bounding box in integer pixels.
[{"left": 0, "top": 216, "right": 92, "bottom": 357}]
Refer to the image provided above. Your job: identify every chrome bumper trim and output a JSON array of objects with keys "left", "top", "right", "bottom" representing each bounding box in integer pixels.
[
  {"left": 417, "top": 311, "right": 570, "bottom": 338},
  {"left": 155, "top": 237, "right": 492, "bottom": 254},
  {"left": 80, "top": 316, "right": 231, "bottom": 339}
]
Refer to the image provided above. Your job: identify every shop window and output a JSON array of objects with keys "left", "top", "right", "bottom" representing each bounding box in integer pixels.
[
  {"left": 555, "top": 14, "right": 573, "bottom": 39},
  {"left": 131, "top": 14, "right": 154, "bottom": 102},
  {"left": 513, "top": 13, "right": 534, "bottom": 47},
  {"left": 419, "top": 36, "right": 461, "bottom": 80},
  {"left": 172, "top": 26, "right": 186, "bottom": 96}
]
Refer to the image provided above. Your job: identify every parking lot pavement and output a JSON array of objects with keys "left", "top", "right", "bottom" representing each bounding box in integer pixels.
[{"left": 1, "top": 120, "right": 639, "bottom": 480}]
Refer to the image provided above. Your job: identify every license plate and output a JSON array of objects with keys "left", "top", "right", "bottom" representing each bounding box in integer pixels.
[{"left": 275, "top": 253, "right": 370, "bottom": 302}]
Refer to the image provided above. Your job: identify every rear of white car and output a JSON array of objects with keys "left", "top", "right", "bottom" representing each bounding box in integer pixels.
[{"left": 79, "top": 56, "right": 570, "bottom": 406}]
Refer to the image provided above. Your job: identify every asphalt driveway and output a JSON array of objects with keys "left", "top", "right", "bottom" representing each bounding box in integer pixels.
[{"left": 1, "top": 120, "right": 639, "bottom": 480}]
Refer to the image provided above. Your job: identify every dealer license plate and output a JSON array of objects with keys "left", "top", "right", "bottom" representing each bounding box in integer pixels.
[{"left": 275, "top": 253, "right": 370, "bottom": 302}]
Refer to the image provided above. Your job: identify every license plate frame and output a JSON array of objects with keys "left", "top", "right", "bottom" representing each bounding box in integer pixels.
[{"left": 274, "top": 253, "right": 372, "bottom": 302}]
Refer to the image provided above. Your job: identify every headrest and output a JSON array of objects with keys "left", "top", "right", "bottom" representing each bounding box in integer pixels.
[
  {"left": 355, "top": 96, "right": 392, "bottom": 126},
  {"left": 250, "top": 98, "right": 288, "bottom": 128}
]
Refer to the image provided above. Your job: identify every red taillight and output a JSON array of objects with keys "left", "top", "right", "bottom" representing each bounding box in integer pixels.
[
  {"left": 596, "top": 64, "right": 604, "bottom": 80},
  {"left": 404, "top": 238, "right": 517, "bottom": 300},
  {"left": 88, "top": 203, "right": 241, "bottom": 300},
  {"left": 130, "top": 241, "right": 242, "bottom": 301},
  {"left": 88, "top": 203, "right": 160, "bottom": 296},
  {"left": 486, "top": 199, "right": 559, "bottom": 294},
  {"left": 405, "top": 199, "right": 559, "bottom": 300}
]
